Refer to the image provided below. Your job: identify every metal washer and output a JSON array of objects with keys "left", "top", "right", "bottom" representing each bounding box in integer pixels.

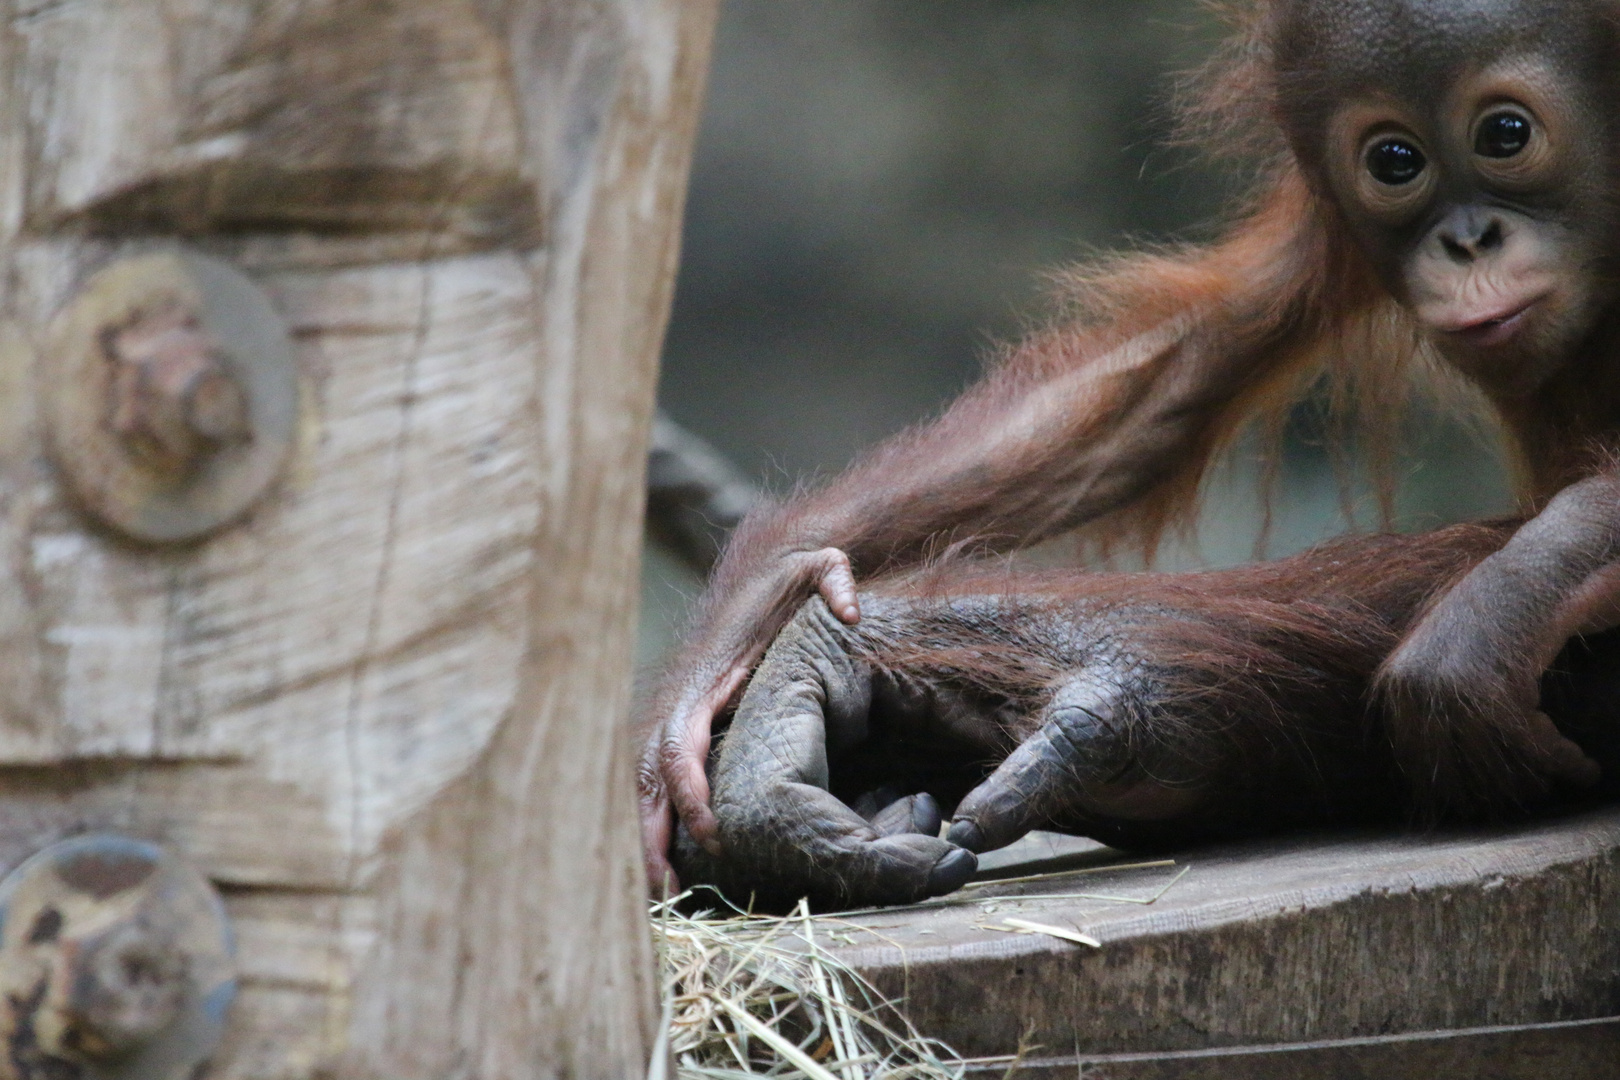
[
  {"left": 45, "top": 250, "right": 300, "bottom": 543},
  {"left": 0, "top": 834, "right": 236, "bottom": 1080}
]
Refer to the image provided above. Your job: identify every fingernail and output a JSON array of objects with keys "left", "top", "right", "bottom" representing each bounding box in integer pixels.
[
  {"left": 946, "top": 819, "right": 983, "bottom": 851},
  {"left": 926, "top": 848, "right": 977, "bottom": 895},
  {"left": 700, "top": 836, "right": 724, "bottom": 857}
]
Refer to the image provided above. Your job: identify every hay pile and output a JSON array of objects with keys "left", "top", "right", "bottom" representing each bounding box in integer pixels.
[
  {"left": 648, "top": 861, "right": 1186, "bottom": 1077},
  {"left": 649, "top": 891, "right": 967, "bottom": 1080}
]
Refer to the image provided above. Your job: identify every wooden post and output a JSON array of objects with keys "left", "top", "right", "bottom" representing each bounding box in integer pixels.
[{"left": 0, "top": 0, "right": 717, "bottom": 1075}]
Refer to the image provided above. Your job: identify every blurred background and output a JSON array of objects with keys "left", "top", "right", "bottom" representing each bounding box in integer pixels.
[{"left": 639, "top": 0, "right": 1515, "bottom": 671}]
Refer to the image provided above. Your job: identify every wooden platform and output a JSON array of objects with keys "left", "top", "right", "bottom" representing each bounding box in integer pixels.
[
  {"left": 816, "top": 806, "right": 1620, "bottom": 1071},
  {"left": 965, "top": 1017, "right": 1620, "bottom": 1079}
]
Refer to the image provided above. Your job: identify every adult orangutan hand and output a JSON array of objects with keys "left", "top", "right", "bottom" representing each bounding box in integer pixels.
[
  {"left": 666, "top": 595, "right": 978, "bottom": 910},
  {"left": 667, "top": 584, "right": 1254, "bottom": 911},
  {"left": 637, "top": 542, "right": 860, "bottom": 896}
]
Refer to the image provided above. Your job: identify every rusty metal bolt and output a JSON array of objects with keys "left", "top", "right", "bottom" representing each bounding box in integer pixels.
[
  {"left": 100, "top": 301, "right": 251, "bottom": 475},
  {"left": 0, "top": 834, "right": 237, "bottom": 1079},
  {"left": 45, "top": 250, "right": 301, "bottom": 543},
  {"left": 55, "top": 919, "right": 188, "bottom": 1060}
]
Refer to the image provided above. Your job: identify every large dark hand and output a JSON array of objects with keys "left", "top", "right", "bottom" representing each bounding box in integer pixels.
[
  {"left": 666, "top": 596, "right": 976, "bottom": 909},
  {"left": 637, "top": 545, "right": 860, "bottom": 896},
  {"left": 670, "top": 591, "right": 1234, "bottom": 909}
]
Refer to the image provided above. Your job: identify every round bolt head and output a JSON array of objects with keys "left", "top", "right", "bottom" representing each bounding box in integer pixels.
[
  {"left": 67, "top": 919, "right": 188, "bottom": 1058},
  {"left": 0, "top": 834, "right": 236, "bottom": 1080},
  {"left": 46, "top": 250, "right": 300, "bottom": 543}
]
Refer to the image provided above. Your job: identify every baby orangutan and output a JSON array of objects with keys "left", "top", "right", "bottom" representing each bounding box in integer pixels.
[
  {"left": 672, "top": 523, "right": 1620, "bottom": 910},
  {"left": 642, "top": 0, "right": 1620, "bottom": 893}
]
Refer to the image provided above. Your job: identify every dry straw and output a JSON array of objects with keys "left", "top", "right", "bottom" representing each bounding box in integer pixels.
[
  {"left": 648, "top": 890, "right": 967, "bottom": 1080},
  {"left": 648, "top": 859, "right": 1185, "bottom": 1077}
]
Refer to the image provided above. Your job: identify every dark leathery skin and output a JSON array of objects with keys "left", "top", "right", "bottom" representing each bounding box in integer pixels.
[
  {"left": 686, "top": 599, "right": 977, "bottom": 910},
  {"left": 672, "top": 592, "right": 1274, "bottom": 910}
]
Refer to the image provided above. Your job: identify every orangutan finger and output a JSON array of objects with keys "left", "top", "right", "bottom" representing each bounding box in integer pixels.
[
  {"left": 947, "top": 730, "right": 1068, "bottom": 854},
  {"left": 807, "top": 547, "right": 861, "bottom": 625},
  {"left": 661, "top": 664, "right": 751, "bottom": 853},
  {"left": 723, "top": 780, "right": 974, "bottom": 906},
  {"left": 948, "top": 676, "right": 1132, "bottom": 853},
  {"left": 869, "top": 792, "right": 944, "bottom": 838},
  {"left": 637, "top": 754, "right": 680, "bottom": 897}
]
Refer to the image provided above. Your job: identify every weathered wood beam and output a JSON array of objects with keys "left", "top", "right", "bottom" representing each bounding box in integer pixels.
[
  {"left": 826, "top": 807, "right": 1620, "bottom": 1062},
  {"left": 0, "top": 1, "right": 720, "bottom": 1075}
]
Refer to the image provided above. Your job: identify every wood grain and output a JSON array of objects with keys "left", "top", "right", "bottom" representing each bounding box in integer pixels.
[
  {"left": 969, "top": 1017, "right": 1620, "bottom": 1080},
  {"left": 0, "top": 0, "right": 720, "bottom": 1075},
  {"left": 826, "top": 808, "right": 1620, "bottom": 1061}
]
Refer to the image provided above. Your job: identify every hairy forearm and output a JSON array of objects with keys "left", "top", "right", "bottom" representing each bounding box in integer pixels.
[
  {"left": 652, "top": 179, "right": 1328, "bottom": 721},
  {"left": 717, "top": 318, "right": 1280, "bottom": 584},
  {"left": 1416, "top": 473, "right": 1620, "bottom": 677},
  {"left": 718, "top": 206, "right": 1331, "bottom": 582}
]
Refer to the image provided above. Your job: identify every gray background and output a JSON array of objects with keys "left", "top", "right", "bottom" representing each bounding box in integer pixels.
[{"left": 640, "top": 0, "right": 1514, "bottom": 670}]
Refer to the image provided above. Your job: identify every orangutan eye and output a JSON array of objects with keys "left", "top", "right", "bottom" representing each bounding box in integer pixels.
[
  {"left": 1475, "top": 111, "right": 1531, "bottom": 158},
  {"left": 1365, "top": 138, "right": 1427, "bottom": 185}
]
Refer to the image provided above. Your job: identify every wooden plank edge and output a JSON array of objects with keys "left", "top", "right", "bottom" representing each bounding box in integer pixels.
[{"left": 964, "top": 1015, "right": 1620, "bottom": 1080}]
